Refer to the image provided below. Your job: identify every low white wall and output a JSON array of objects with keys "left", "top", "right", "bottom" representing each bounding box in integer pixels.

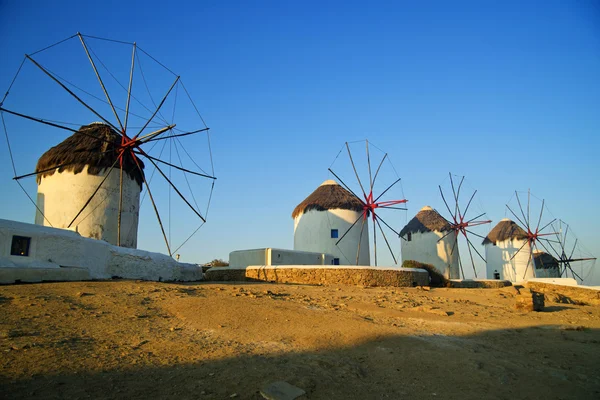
[
  {"left": 0, "top": 218, "right": 201, "bottom": 283},
  {"left": 229, "top": 248, "right": 333, "bottom": 268},
  {"left": 270, "top": 248, "right": 333, "bottom": 266},
  {"left": 0, "top": 218, "right": 109, "bottom": 273},
  {"left": 229, "top": 249, "right": 268, "bottom": 268}
]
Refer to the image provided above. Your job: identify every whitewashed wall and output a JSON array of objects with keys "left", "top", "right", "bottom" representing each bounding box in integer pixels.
[
  {"left": 35, "top": 165, "right": 140, "bottom": 248},
  {"left": 294, "top": 209, "right": 370, "bottom": 266},
  {"left": 0, "top": 218, "right": 201, "bottom": 283},
  {"left": 229, "top": 248, "right": 333, "bottom": 268},
  {"left": 485, "top": 239, "right": 534, "bottom": 283},
  {"left": 229, "top": 249, "right": 269, "bottom": 268},
  {"left": 400, "top": 231, "right": 460, "bottom": 279}
]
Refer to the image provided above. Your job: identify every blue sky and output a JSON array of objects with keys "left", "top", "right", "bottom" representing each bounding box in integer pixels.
[{"left": 1, "top": 1, "right": 599, "bottom": 282}]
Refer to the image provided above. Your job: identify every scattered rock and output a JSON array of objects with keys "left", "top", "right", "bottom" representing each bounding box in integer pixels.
[
  {"left": 77, "top": 292, "right": 94, "bottom": 297},
  {"left": 132, "top": 340, "right": 149, "bottom": 349},
  {"left": 560, "top": 325, "right": 586, "bottom": 331},
  {"left": 260, "top": 381, "right": 306, "bottom": 400},
  {"left": 416, "top": 306, "right": 450, "bottom": 316},
  {"left": 1, "top": 329, "right": 37, "bottom": 338}
]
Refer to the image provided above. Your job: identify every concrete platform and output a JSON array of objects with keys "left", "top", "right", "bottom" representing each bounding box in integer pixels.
[{"left": 204, "top": 265, "right": 429, "bottom": 287}]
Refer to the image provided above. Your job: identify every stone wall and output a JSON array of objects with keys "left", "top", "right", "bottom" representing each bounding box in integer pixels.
[
  {"left": 449, "top": 279, "right": 512, "bottom": 289},
  {"left": 204, "top": 266, "right": 429, "bottom": 287},
  {"left": 525, "top": 281, "right": 600, "bottom": 306}
]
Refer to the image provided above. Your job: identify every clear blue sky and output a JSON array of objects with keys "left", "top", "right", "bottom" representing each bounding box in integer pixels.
[{"left": 1, "top": 1, "right": 599, "bottom": 282}]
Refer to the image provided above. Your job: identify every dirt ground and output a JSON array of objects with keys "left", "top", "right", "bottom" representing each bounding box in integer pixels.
[{"left": 1, "top": 280, "right": 599, "bottom": 399}]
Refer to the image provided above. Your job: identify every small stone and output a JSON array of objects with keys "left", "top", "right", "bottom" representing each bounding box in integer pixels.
[
  {"left": 260, "top": 381, "right": 306, "bottom": 400},
  {"left": 560, "top": 325, "right": 586, "bottom": 331},
  {"left": 230, "top": 394, "right": 238, "bottom": 398}
]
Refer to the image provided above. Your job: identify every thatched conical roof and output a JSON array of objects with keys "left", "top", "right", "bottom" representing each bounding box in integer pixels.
[
  {"left": 400, "top": 206, "right": 452, "bottom": 237},
  {"left": 292, "top": 180, "right": 364, "bottom": 219},
  {"left": 36, "top": 122, "right": 145, "bottom": 188},
  {"left": 482, "top": 218, "right": 528, "bottom": 245},
  {"left": 533, "top": 251, "right": 559, "bottom": 270}
]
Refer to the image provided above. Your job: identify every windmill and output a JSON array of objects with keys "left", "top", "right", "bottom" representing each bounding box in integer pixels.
[
  {"left": 503, "top": 190, "right": 560, "bottom": 280},
  {"left": 326, "top": 140, "right": 407, "bottom": 266},
  {"left": 0, "top": 33, "right": 216, "bottom": 258},
  {"left": 436, "top": 173, "right": 491, "bottom": 279},
  {"left": 548, "top": 220, "right": 597, "bottom": 283}
]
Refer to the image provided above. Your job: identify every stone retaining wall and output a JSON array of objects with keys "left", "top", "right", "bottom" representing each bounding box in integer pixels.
[
  {"left": 205, "top": 266, "right": 429, "bottom": 287},
  {"left": 449, "top": 279, "right": 512, "bottom": 289},
  {"left": 525, "top": 282, "right": 600, "bottom": 306}
]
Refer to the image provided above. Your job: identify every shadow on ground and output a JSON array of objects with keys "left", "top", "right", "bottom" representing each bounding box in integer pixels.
[{"left": 2, "top": 325, "right": 600, "bottom": 400}]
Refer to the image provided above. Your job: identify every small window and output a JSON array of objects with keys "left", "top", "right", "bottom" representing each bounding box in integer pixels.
[
  {"left": 407, "top": 232, "right": 412, "bottom": 242},
  {"left": 11, "top": 236, "right": 31, "bottom": 257},
  {"left": 333, "top": 258, "right": 340, "bottom": 265},
  {"left": 331, "top": 229, "right": 339, "bottom": 239}
]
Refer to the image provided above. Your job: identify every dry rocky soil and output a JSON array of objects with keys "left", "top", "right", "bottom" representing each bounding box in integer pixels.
[{"left": 1, "top": 280, "right": 600, "bottom": 399}]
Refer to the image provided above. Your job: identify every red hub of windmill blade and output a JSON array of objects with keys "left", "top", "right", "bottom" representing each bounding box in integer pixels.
[
  {"left": 117, "top": 134, "right": 141, "bottom": 168},
  {"left": 361, "top": 191, "right": 407, "bottom": 221},
  {"left": 450, "top": 214, "right": 492, "bottom": 238},
  {"left": 525, "top": 227, "right": 555, "bottom": 246}
]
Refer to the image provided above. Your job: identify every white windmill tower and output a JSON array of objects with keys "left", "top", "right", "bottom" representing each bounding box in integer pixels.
[
  {"left": 400, "top": 206, "right": 460, "bottom": 279},
  {"left": 35, "top": 122, "right": 143, "bottom": 248},
  {"left": 293, "top": 180, "right": 370, "bottom": 265},
  {"left": 482, "top": 218, "right": 532, "bottom": 282}
]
